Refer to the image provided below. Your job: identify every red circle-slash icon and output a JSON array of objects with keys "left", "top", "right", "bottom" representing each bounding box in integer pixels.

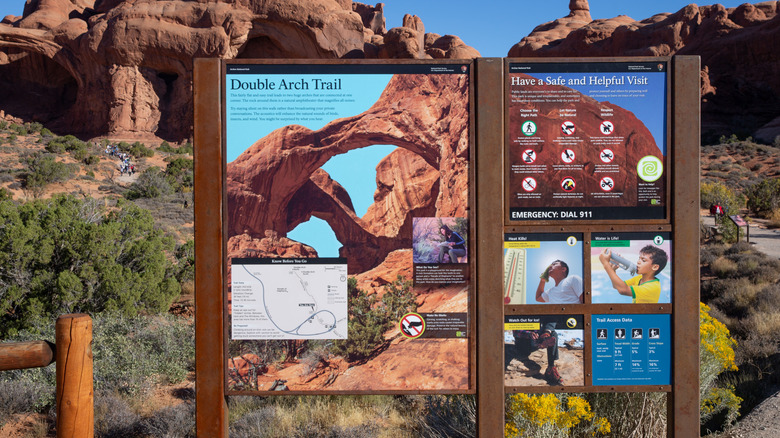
[
  {"left": 600, "top": 148, "right": 615, "bottom": 163},
  {"left": 561, "top": 121, "right": 576, "bottom": 136},
  {"left": 561, "top": 177, "right": 576, "bottom": 192},
  {"left": 600, "top": 120, "right": 614, "bottom": 135},
  {"left": 522, "top": 177, "right": 537, "bottom": 192},
  {"left": 600, "top": 176, "right": 615, "bottom": 191}
]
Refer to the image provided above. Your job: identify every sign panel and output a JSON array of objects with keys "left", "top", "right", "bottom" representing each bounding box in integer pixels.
[
  {"left": 231, "top": 258, "right": 348, "bottom": 340},
  {"left": 504, "top": 314, "right": 584, "bottom": 387},
  {"left": 224, "top": 62, "right": 473, "bottom": 392},
  {"left": 590, "top": 232, "right": 672, "bottom": 304},
  {"left": 507, "top": 61, "right": 668, "bottom": 221},
  {"left": 592, "top": 314, "right": 671, "bottom": 386},
  {"left": 504, "top": 233, "right": 584, "bottom": 305}
]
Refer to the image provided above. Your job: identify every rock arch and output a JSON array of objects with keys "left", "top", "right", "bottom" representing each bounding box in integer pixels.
[{"left": 227, "top": 73, "right": 469, "bottom": 273}]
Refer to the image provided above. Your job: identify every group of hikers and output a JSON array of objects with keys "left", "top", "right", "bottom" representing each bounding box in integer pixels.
[{"left": 104, "top": 144, "right": 136, "bottom": 176}]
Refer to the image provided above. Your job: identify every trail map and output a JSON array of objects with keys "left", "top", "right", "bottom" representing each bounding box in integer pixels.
[{"left": 231, "top": 258, "right": 348, "bottom": 340}]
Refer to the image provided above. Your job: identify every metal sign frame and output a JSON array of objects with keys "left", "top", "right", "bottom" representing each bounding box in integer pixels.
[{"left": 194, "top": 55, "right": 700, "bottom": 437}]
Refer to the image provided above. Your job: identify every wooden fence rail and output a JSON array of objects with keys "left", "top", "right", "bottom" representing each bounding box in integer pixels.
[{"left": 0, "top": 314, "right": 94, "bottom": 438}]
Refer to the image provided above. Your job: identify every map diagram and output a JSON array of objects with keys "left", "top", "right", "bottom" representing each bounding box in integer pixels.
[{"left": 231, "top": 258, "right": 348, "bottom": 340}]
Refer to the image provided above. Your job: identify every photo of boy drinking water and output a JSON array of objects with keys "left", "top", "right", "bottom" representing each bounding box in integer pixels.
[{"left": 598, "top": 245, "right": 668, "bottom": 303}]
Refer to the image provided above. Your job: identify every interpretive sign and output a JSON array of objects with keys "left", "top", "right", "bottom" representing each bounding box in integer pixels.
[
  {"left": 590, "top": 232, "right": 672, "bottom": 304},
  {"left": 231, "top": 258, "right": 348, "bottom": 340},
  {"left": 504, "top": 314, "right": 584, "bottom": 387},
  {"left": 506, "top": 61, "right": 668, "bottom": 221},
  {"left": 591, "top": 314, "right": 671, "bottom": 386},
  {"left": 223, "top": 61, "right": 473, "bottom": 393},
  {"left": 503, "top": 233, "right": 584, "bottom": 305}
]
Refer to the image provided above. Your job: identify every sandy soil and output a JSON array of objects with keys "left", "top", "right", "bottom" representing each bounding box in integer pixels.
[{"left": 504, "top": 346, "right": 584, "bottom": 387}]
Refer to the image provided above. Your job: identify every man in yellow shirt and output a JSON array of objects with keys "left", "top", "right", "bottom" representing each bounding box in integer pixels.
[{"left": 598, "top": 245, "right": 668, "bottom": 303}]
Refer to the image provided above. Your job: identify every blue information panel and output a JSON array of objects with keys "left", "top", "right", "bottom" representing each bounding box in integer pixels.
[{"left": 592, "top": 314, "right": 671, "bottom": 386}]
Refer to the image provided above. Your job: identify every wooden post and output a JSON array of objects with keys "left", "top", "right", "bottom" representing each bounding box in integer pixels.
[
  {"left": 0, "top": 341, "right": 55, "bottom": 371},
  {"left": 55, "top": 314, "right": 93, "bottom": 438}
]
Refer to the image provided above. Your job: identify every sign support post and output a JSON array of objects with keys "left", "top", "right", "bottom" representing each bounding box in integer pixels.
[
  {"left": 194, "top": 58, "right": 229, "bottom": 438},
  {"left": 670, "top": 54, "right": 701, "bottom": 438},
  {"left": 475, "top": 57, "right": 506, "bottom": 437}
]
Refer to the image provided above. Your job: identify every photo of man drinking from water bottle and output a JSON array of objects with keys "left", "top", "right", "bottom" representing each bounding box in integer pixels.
[{"left": 590, "top": 232, "right": 672, "bottom": 304}]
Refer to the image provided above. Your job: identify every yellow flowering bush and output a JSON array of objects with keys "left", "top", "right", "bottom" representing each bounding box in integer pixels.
[
  {"left": 505, "top": 393, "right": 610, "bottom": 437},
  {"left": 700, "top": 302, "right": 741, "bottom": 427}
]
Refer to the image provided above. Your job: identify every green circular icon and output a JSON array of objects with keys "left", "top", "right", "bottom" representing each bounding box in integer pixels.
[
  {"left": 521, "top": 121, "right": 537, "bottom": 136},
  {"left": 637, "top": 156, "right": 663, "bottom": 182}
]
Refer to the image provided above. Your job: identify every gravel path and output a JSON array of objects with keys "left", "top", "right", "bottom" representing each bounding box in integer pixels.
[{"left": 718, "top": 388, "right": 780, "bottom": 437}]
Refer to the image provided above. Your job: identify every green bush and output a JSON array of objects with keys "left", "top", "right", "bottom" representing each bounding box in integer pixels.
[
  {"left": 22, "top": 153, "right": 76, "bottom": 195},
  {"left": 745, "top": 178, "right": 780, "bottom": 217},
  {"left": 126, "top": 167, "right": 173, "bottom": 199},
  {"left": 331, "top": 276, "right": 416, "bottom": 362},
  {"left": 84, "top": 154, "right": 101, "bottom": 165},
  {"left": 165, "top": 157, "right": 194, "bottom": 191},
  {"left": 130, "top": 141, "right": 154, "bottom": 158},
  {"left": 0, "top": 195, "right": 182, "bottom": 336}
]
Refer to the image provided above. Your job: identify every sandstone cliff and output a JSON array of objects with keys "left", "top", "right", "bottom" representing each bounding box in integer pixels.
[
  {"left": 0, "top": 0, "right": 479, "bottom": 141},
  {"left": 509, "top": 0, "right": 780, "bottom": 143}
]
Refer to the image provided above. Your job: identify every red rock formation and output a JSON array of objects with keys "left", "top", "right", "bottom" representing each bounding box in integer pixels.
[
  {"left": 226, "top": 73, "right": 469, "bottom": 273},
  {"left": 0, "top": 1, "right": 478, "bottom": 141},
  {"left": 509, "top": 0, "right": 780, "bottom": 143}
]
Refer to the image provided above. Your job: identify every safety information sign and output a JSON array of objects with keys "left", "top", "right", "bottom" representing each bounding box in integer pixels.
[
  {"left": 507, "top": 61, "right": 668, "bottom": 221},
  {"left": 592, "top": 314, "right": 671, "bottom": 385}
]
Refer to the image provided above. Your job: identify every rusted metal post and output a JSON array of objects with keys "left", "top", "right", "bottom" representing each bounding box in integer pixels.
[
  {"left": 476, "top": 57, "right": 505, "bottom": 437},
  {"left": 0, "top": 340, "right": 55, "bottom": 371},
  {"left": 194, "top": 57, "right": 229, "bottom": 437},
  {"left": 55, "top": 314, "right": 93, "bottom": 438},
  {"left": 671, "top": 55, "right": 701, "bottom": 438}
]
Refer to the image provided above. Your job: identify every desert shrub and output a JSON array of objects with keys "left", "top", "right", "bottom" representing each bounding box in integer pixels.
[
  {"left": 157, "top": 141, "right": 175, "bottom": 153},
  {"left": 126, "top": 167, "right": 173, "bottom": 199},
  {"left": 84, "top": 154, "right": 100, "bottom": 165},
  {"left": 0, "top": 120, "right": 7, "bottom": 130},
  {"left": 415, "top": 395, "right": 476, "bottom": 438},
  {"left": 92, "top": 314, "right": 194, "bottom": 395},
  {"left": 505, "top": 393, "right": 611, "bottom": 438},
  {"left": 710, "top": 257, "right": 739, "bottom": 279},
  {"left": 129, "top": 141, "right": 154, "bottom": 158},
  {"left": 229, "top": 406, "right": 277, "bottom": 438},
  {"left": 331, "top": 276, "right": 416, "bottom": 362},
  {"left": 165, "top": 157, "right": 194, "bottom": 191},
  {"left": 140, "top": 403, "right": 195, "bottom": 438},
  {"left": 40, "top": 127, "right": 52, "bottom": 137},
  {"left": 700, "top": 303, "right": 741, "bottom": 431},
  {"left": 745, "top": 177, "right": 780, "bottom": 217},
  {"left": 94, "top": 393, "right": 142, "bottom": 438},
  {"left": 701, "top": 181, "right": 742, "bottom": 211},
  {"left": 0, "top": 195, "right": 182, "bottom": 336},
  {"left": 11, "top": 124, "right": 27, "bottom": 136},
  {"left": 22, "top": 153, "right": 76, "bottom": 195},
  {"left": 0, "top": 379, "right": 55, "bottom": 426},
  {"left": 708, "top": 278, "right": 760, "bottom": 320},
  {"left": 180, "top": 141, "right": 194, "bottom": 155}
]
